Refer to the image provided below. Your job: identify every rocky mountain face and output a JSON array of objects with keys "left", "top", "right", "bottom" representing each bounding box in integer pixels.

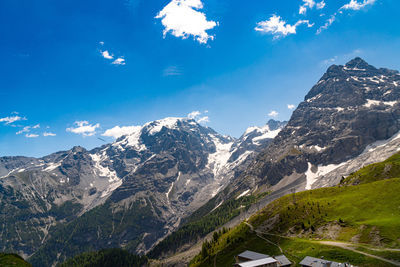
[
  {"left": 0, "top": 118, "right": 284, "bottom": 266},
  {"left": 228, "top": 57, "right": 400, "bottom": 198}
]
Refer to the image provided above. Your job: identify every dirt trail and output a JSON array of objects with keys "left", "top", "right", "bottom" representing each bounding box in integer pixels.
[{"left": 316, "top": 241, "right": 400, "bottom": 266}]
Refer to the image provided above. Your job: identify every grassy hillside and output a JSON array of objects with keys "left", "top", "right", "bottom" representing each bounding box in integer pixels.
[
  {"left": 342, "top": 151, "right": 400, "bottom": 186},
  {"left": 0, "top": 253, "right": 32, "bottom": 267},
  {"left": 57, "top": 248, "right": 147, "bottom": 267},
  {"left": 190, "top": 152, "right": 400, "bottom": 267}
]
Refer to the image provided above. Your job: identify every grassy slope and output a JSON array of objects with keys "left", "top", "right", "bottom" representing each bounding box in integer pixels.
[
  {"left": 190, "top": 152, "right": 400, "bottom": 267},
  {"left": 342, "top": 151, "right": 400, "bottom": 186},
  {"left": 0, "top": 253, "right": 32, "bottom": 267}
]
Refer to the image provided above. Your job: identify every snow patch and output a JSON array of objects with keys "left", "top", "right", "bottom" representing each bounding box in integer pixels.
[
  {"left": 90, "top": 154, "right": 119, "bottom": 183},
  {"left": 207, "top": 136, "right": 233, "bottom": 176},
  {"left": 305, "top": 162, "right": 346, "bottom": 190},
  {"left": 364, "top": 99, "right": 397, "bottom": 108},
  {"left": 236, "top": 189, "right": 250, "bottom": 200},
  {"left": 252, "top": 128, "right": 281, "bottom": 144},
  {"left": 44, "top": 163, "right": 61, "bottom": 172},
  {"left": 211, "top": 201, "right": 224, "bottom": 212}
]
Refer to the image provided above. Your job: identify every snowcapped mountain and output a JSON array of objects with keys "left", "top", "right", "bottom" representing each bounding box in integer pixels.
[
  {"left": 0, "top": 117, "right": 285, "bottom": 265},
  {"left": 227, "top": 57, "right": 400, "bottom": 198}
]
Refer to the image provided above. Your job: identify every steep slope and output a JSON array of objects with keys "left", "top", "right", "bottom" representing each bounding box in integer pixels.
[
  {"left": 229, "top": 57, "right": 400, "bottom": 197},
  {"left": 0, "top": 118, "right": 283, "bottom": 266},
  {"left": 190, "top": 151, "right": 400, "bottom": 267},
  {"left": 0, "top": 253, "right": 32, "bottom": 267},
  {"left": 153, "top": 58, "right": 400, "bottom": 266}
]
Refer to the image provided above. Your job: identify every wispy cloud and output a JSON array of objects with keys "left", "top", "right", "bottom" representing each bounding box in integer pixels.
[
  {"left": 155, "top": 0, "right": 218, "bottom": 44},
  {"left": 197, "top": 116, "right": 209, "bottom": 123},
  {"left": 321, "top": 49, "right": 362, "bottom": 65},
  {"left": 287, "top": 104, "right": 296, "bottom": 110},
  {"left": 341, "top": 0, "right": 376, "bottom": 10},
  {"left": 112, "top": 57, "right": 126, "bottom": 65},
  {"left": 0, "top": 115, "right": 26, "bottom": 125},
  {"left": 317, "top": 13, "right": 337, "bottom": 34},
  {"left": 268, "top": 110, "right": 279, "bottom": 117},
  {"left": 299, "top": 0, "right": 325, "bottom": 14},
  {"left": 163, "top": 66, "right": 183, "bottom": 76},
  {"left": 255, "top": 15, "right": 313, "bottom": 39},
  {"left": 299, "top": 0, "right": 315, "bottom": 15},
  {"left": 318, "top": 0, "right": 376, "bottom": 34},
  {"left": 102, "top": 125, "right": 141, "bottom": 139},
  {"left": 43, "top": 132, "right": 56, "bottom": 137},
  {"left": 66, "top": 121, "right": 100, "bottom": 137},
  {"left": 16, "top": 126, "right": 31, "bottom": 135},
  {"left": 25, "top": 133, "right": 39, "bottom": 138},
  {"left": 317, "top": 0, "right": 326, "bottom": 9},
  {"left": 187, "top": 110, "right": 209, "bottom": 124},
  {"left": 100, "top": 44, "right": 126, "bottom": 66}
]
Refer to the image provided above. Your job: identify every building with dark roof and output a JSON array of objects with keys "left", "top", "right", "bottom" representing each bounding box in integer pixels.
[
  {"left": 236, "top": 250, "right": 270, "bottom": 262},
  {"left": 300, "top": 256, "right": 355, "bottom": 267},
  {"left": 273, "top": 254, "right": 291, "bottom": 266}
]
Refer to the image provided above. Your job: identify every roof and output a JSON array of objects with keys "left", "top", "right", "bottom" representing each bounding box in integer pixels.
[
  {"left": 299, "top": 256, "right": 350, "bottom": 267},
  {"left": 274, "top": 255, "right": 291, "bottom": 266},
  {"left": 237, "top": 257, "right": 278, "bottom": 267},
  {"left": 237, "top": 250, "right": 270, "bottom": 261}
]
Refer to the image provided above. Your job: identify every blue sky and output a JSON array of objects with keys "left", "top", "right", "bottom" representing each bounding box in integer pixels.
[{"left": 1, "top": 0, "right": 400, "bottom": 157}]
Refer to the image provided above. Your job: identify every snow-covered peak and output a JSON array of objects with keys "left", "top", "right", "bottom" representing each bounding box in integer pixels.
[
  {"left": 113, "top": 125, "right": 145, "bottom": 151},
  {"left": 143, "top": 117, "right": 195, "bottom": 135},
  {"left": 242, "top": 120, "right": 286, "bottom": 144}
]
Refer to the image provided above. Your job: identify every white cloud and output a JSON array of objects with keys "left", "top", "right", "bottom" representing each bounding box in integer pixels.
[
  {"left": 25, "top": 134, "right": 39, "bottom": 138},
  {"left": 299, "top": 0, "right": 315, "bottom": 14},
  {"left": 188, "top": 110, "right": 201, "bottom": 119},
  {"left": 255, "top": 15, "right": 313, "bottom": 39},
  {"left": 163, "top": 66, "right": 183, "bottom": 76},
  {"left": 112, "top": 57, "right": 126, "bottom": 65},
  {"left": 0, "top": 115, "right": 26, "bottom": 125},
  {"left": 155, "top": 0, "right": 218, "bottom": 44},
  {"left": 43, "top": 132, "right": 56, "bottom": 137},
  {"left": 101, "top": 50, "right": 114, "bottom": 60},
  {"left": 317, "top": 13, "right": 337, "bottom": 34},
  {"left": 32, "top": 124, "right": 40, "bottom": 129},
  {"left": 317, "top": 0, "right": 326, "bottom": 9},
  {"left": 268, "top": 110, "right": 279, "bottom": 117},
  {"left": 318, "top": 0, "right": 375, "bottom": 34},
  {"left": 197, "top": 116, "right": 209, "bottom": 124},
  {"left": 16, "top": 126, "right": 31, "bottom": 135},
  {"left": 187, "top": 110, "right": 209, "bottom": 124},
  {"left": 341, "top": 0, "right": 376, "bottom": 10},
  {"left": 287, "top": 104, "right": 296, "bottom": 110},
  {"left": 99, "top": 41, "right": 104, "bottom": 46},
  {"left": 66, "top": 121, "right": 100, "bottom": 137},
  {"left": 102, "top": 125, "right": 141, "bottom": 139}
]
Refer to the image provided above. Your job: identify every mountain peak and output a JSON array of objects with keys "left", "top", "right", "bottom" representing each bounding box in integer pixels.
[
  {"left": 344, "top": 57, "right": 372, "bottom": 70},
  {"left": 266, "top": 119, "right": 287, "bottom": 131}
]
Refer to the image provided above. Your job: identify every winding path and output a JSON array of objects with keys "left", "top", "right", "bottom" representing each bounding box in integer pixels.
[{"left": 315, "top": 241, "right": 400, "bottom": 266}]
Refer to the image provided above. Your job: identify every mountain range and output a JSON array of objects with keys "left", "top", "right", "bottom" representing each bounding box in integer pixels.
[{"left": 1, "top": 57, "right": 399, "bottom": 267}]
